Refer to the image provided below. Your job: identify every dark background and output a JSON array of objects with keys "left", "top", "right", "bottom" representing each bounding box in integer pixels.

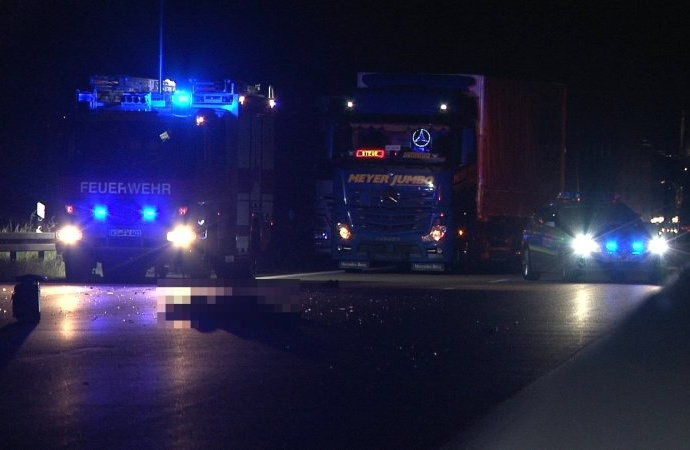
[{"left": 2, "top": 0, "right": 690, "bottom": 231}]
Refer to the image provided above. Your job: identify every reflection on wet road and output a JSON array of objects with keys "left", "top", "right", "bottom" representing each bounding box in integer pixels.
[{"left": 0, "top": 275, "right": 661, "bottom": 449}]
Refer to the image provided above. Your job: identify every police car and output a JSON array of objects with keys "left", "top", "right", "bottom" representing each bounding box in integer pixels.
[{"left": 521, "top": 193, "right": 668, "bottom": 283}]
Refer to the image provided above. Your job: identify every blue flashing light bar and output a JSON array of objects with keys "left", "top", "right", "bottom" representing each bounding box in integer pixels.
[
  {"left": 77, "top": 76, "right": 266, "bottom": 118},
  {"left": 93, "top": 205, "right": 109, "bottom": 221},
  {"left": 172, "top": 89, "right": 193, "bottom": 117}
]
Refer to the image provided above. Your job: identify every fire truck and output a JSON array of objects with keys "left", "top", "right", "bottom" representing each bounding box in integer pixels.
[
  {"left": 55, "top": 75, "right": 277, "bottom": 281},
  {"left": 322, "top": 73, "right": 566, "bottom": 272}
]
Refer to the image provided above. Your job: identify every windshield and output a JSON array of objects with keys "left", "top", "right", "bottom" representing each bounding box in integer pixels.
[
  {"left": 558, "top": 203, "right": 644, "bottom": 236},
  {"left": 66, "top": 112, "right": 222, "bottom": 178}
]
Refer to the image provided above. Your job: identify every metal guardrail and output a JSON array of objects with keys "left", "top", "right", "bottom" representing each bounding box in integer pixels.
[{"left": 0, "top": 232, "right": 57, "bottom": 261}]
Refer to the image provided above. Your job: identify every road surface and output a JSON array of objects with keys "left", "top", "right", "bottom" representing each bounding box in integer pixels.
[{"left": 0, "top": 272, "right": 662, "bottom": 449}]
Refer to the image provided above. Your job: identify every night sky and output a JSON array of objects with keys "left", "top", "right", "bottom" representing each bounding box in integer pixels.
[{"left": 2, "top": 0, "right": 690, "bottom": 222}]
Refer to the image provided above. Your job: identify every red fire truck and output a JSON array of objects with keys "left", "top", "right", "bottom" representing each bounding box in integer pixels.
[{"left": 55, "top": 75, "right": 277, "bottom": 281}]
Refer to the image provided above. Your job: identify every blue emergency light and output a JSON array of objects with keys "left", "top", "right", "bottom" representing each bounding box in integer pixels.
[
  {"left": 605, "top": 240, "right": 618, "bottom": 252},
  {"left": 631, "top": 240, "right": 645, "bottom": 254},
  {"left": 172, "top": 89, "right": 193, "bottom": 117},
  {"left": 172, "top": 90, "right": 192, "bottom": 106},
  {"left": 142, "top": 206, "right": 158, "bottom": 222},
  {"left": 93, "top": 205, "right": 109, "bottom": 221}
]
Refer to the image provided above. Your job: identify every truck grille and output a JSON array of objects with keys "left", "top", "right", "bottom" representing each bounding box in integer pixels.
[
  {"left": 358, "top": 242, "right": 422, "bottom": 259},
  {"left": 347, "top": 187, "right": 435, "bottom": 232},
  {"left": 350, "top": 206, "right": 431, "bottom": 232}
]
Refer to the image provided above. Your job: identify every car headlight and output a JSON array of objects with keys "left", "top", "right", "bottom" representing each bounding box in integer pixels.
[
  {"left": 648, "top": 236, "right": 668, "bottom": 255},
  {"left": 571, "top": 234, "right": 600, "bottom": 256},
  {"left": 56, "top": 225, "right": 83, "bottom": 245},
  {"left": 167, "top": 225, "right": 196, "bottom": 248}
]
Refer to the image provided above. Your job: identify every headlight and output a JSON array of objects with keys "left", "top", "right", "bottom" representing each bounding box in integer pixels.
[
  {"left": 423, "top": 225, "right": 447, "bottom": 242},
  {"left": 571, "top": 234, "right": 599, "bottom": 256},
  {"left": 337, "top": 223, "right": 353, "bottom": 240},
  {"left": 648, "top": 236, "right": 668, "bottom": 255},
  {"left": 167, "top": 225, "right": 196, "bottom": 248},
  {"left": 56, "top": 225, "right": 83, "bottom": 245}
]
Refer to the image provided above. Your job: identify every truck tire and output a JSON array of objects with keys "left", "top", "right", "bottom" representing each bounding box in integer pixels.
[
  {"left": 63, "top": 254, "right": 96, "bottom": 283},
  {"left": 521, "top": 246, "right": 540, "bottom": 280}
]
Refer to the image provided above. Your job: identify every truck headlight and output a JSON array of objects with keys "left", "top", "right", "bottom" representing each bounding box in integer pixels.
[
  {"left": 167, "top": 225, "right": 196, "bottom": 248},
  {"left": 423, "top": 225, "right": 447, "bottom": 242},
  {"left": 571, "top": 234, "right": 599, "bottom": 256},
  {"left": 337, "top": 223, "right": 353, "bottom": 240},
  {"left": 56, "top": 225, "right": 83, "bottom": 245}
]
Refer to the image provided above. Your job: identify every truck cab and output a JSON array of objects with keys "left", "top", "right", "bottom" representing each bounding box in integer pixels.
[{"left": 56, "top": 75, "right": 277, "bottom": 281}]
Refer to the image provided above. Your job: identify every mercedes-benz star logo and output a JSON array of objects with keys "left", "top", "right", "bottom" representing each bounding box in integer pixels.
[{"left": 412, "top": 128, "right": 431, "bottom": 148}]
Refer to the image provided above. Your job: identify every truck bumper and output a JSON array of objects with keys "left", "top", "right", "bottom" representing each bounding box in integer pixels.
[{"left": 336, "top": 239, "right": 449, "bottom": 271}]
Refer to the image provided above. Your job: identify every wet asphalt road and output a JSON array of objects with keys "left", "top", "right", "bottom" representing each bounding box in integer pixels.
[{"left": 0, "top": 273, "right": 660, "bottom": 449}]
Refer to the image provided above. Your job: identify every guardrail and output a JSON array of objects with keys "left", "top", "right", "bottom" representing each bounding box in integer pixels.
[{"left": 0, "top": 232, "right": 57, "bottom": 261}]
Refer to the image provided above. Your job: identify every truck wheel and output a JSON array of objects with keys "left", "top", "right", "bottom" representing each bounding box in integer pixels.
[
  {"left": 63, "top": 255, "right": 95, "bottom": 283},
  {"left": 521, "top": 246, "right": 540, "bottom": 280}
]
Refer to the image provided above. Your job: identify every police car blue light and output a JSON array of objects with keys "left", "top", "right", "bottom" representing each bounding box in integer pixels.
[
  {"left": 605, "top": 240, "right": 618, "bottom": 252},
  {"left": 631, "top": 240, "right": 645, "bottom": 254}
]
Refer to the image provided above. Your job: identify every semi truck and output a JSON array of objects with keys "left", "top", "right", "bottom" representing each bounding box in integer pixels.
[
  {"left": 54, "top": 75, "right": 277, "bottom": 281},
  {"left": 322, "top": 73, "right": 566, "bottom": 272}
]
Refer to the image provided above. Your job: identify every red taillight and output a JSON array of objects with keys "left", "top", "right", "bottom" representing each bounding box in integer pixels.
[
  {"left": 178, "top": 206, "right": 188, "bottom": 216},
  {"left": 66, "top": 205, "right": 75, "bottom": 215}
]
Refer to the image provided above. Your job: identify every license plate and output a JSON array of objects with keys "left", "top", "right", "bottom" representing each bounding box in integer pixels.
[{"left": 109, "top": 229, "right": 142, "bottom": 237}]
